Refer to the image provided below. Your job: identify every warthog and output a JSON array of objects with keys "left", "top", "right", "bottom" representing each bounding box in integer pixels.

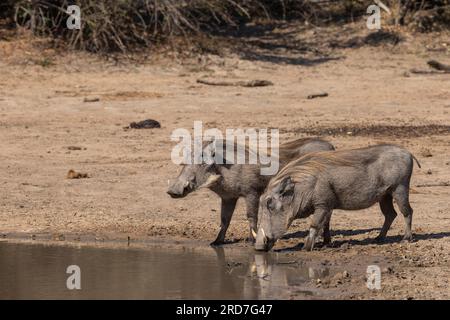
[
  {"left": 167, "top": 137, "right": 335, "bottom": 245},
  {"left": 254, "top": 144, "right": 421, "bottom": 251}
]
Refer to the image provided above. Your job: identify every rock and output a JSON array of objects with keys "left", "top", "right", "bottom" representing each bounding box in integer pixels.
[
  {"left": 67, "top": 146, "right": 84, "bottom": 151},
  {"left": 83, "top": 97, "right": 100, "bottom": 103},
  {"left": 67, "top": 169, "right": 89, "bottom": 179},
  {"left": 128, "top": 119, "right": 161, "bottom": 129}
]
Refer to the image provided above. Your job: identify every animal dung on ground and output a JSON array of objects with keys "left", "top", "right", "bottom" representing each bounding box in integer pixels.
[
  {"left": 427, "top": 60, "right": 450, "bottom": 72},
  {"left": 67, "top": 169, "right": 89, "bottom": 179},
  {"left": 196, "top": 78, "right": 273, "bottom": 87},
  {"left": 128, "top": 119, "right": 161, "bottom": 129},
  {"left": 83, "top": 97, "right": 100, "bottom": 103},
  {"left": 67, "top": 146, "right": 85, "bottom": 151},
  {"left": 409, "top": 60, "right": 450, "bottom": 75},
  {"left": 307, "top": 92, "right": 329, "bottom": 99}
]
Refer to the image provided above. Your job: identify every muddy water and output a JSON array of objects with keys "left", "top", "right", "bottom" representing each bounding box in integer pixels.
[{"left": 0, "top": 241, "right": 339, "bottom": 299}]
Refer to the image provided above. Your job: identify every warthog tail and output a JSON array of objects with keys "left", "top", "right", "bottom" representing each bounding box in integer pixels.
[{"left": 412, "top": 155, "right": 422, "bottom": 169}]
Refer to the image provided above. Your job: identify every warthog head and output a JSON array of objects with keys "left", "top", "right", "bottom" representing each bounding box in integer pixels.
[
  {"left": 167, "top": 163, "right": 221, "bottom": 198},
  {"left": 254, "top": 176, "right": 296, "bottom": 251},
  {"left": 168, "top": 141, "right": 222, "bottom": 198}
]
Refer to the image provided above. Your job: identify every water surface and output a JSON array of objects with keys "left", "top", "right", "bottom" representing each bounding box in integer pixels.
[{"left": 0, "top": 241, "right": 334, "bottom": 299}]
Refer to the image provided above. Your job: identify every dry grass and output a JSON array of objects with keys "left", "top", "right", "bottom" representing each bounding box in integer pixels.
[{"left": 2, "top": 0, "right": 449, "bottom": 53}]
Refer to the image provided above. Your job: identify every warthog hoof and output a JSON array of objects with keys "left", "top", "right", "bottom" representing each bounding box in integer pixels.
[
  {"left": 322, "top": 237, "right": 332, "bottom": 247},
  {"left": 402, "top": 234, "right": 414, "bottom": 243},
  {"left": 303, "top": 238, "right": 315, "bottom": 251},
  {"left": 373, "top": 236, "right": 386, "bottom": 244},
  {"left": 210, "top": 240, "right": 226, "bottom": 247}
]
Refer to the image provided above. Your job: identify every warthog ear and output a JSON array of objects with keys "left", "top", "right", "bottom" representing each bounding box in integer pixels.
[
  {"left": 278, "top": 176, "right": 295, "bottom": 196},
  {"left": 204, "top": 139, "right": 230, "bottom": 166},
  {"left": 198, "top": 174, "right": 221, "bottom": 189},
  {"left": 203, "top": 140, "right": 221, "bottom": 165}
]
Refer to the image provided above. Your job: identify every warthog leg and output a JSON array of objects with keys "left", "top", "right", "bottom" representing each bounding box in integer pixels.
[
  {"left": 304, "top": 208, "right": 332, "bottom": 251},
  {"left": 322, "top": 215, "right": 332, "bottom": 246},
  {"left": 211, "top": 198, "right": 238, "bottom": 246},
  {"left": 245, "top": 194, "right": 259, "bottom": 243},
  {"left": 375, "top": 194, "right": 397, "bottom": 242},
  {"left": 393, "top": 184, "right": 414, "bottom": 242}
]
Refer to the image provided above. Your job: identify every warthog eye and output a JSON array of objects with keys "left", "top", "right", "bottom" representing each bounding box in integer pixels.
[{"left": 266, "top": 197, "right": 276, "bottom": 213}]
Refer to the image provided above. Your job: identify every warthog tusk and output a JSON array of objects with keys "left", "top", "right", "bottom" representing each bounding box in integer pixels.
[
  {"left": 199, "top": 174, "right": 220, "bottom": 189},
  {"left": 251, "top": 229, "right": 257, "bottom": 239},
  {"left": 374, "top": 0, "right": 391, "bottom": 15},
  {"left": 261, "top": 228, "right": 267, "bottom": 243}
]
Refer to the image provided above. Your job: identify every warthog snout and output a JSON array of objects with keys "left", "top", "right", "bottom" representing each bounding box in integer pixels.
[
  {"left": 254, "top": 228, "right": 275, "bottom": 252},
  {"left": 167, "top": 180, "right": 190, "bottom": 198}
]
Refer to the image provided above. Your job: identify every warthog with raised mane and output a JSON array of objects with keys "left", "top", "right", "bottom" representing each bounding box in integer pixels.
[
  {"left": 167, "top": 137, "right": 335, "bottom": 245},
  {"left": 254, "top": 144, "right": 421, "bottom": 251}
]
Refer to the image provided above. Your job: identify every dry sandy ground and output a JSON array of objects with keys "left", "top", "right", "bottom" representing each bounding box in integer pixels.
[{"left": 0, "top": 22, "right": 449, "bottom": 299}]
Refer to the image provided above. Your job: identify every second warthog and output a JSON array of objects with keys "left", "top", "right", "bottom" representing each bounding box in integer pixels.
[
  {"left": 255, "top": 144, "right": 421, "bottom": 251},
  {"left": 167, "top": 137, "right": 334, "bottom": 245}
]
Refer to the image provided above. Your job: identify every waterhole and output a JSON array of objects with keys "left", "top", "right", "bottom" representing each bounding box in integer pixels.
[{"left": 0, "top": 241, "right": 348, "bottom": 299}]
